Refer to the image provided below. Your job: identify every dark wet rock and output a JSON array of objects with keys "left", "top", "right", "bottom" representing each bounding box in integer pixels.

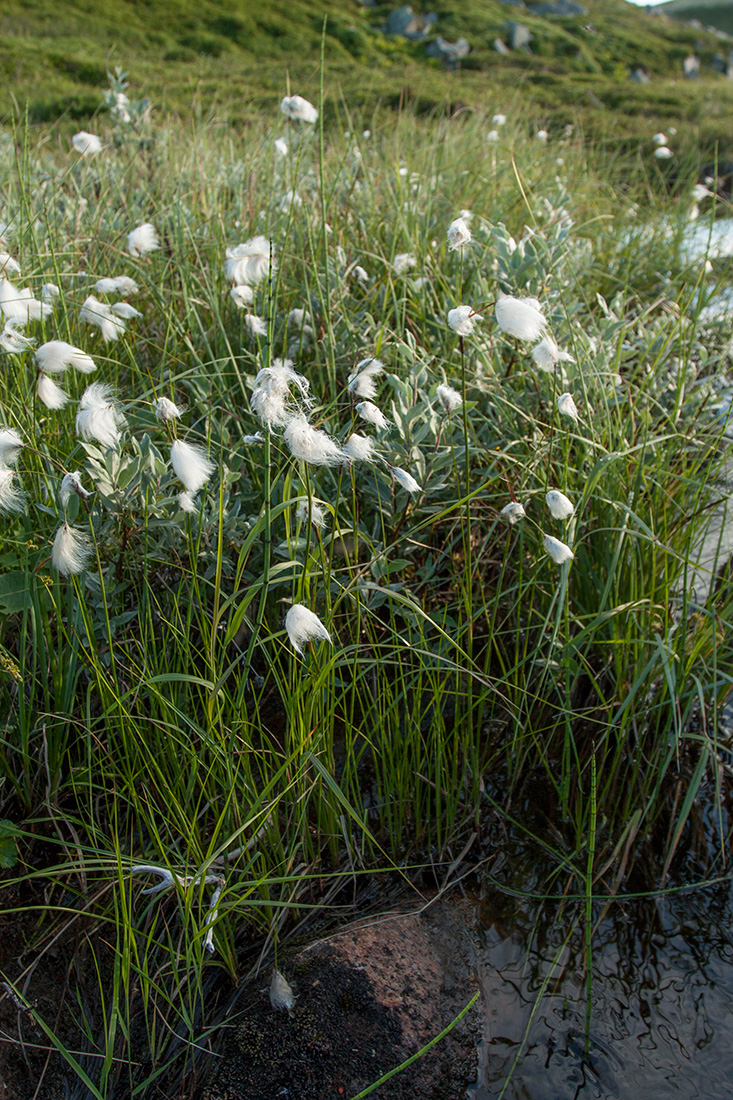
[
  {"left": 202, "top": 898, "right": 480, "bottom": 1100},
  {"left": 506, "top": 20, "right": 533, "bottom": 50},
  {"left": 385, "top": 6, "right": 437, "bottom": 39},
  {"left": 426, "top": 36, "right": 471, "bottom": 66},
  {"left": 529, "top": 1, "right": 587, "bottom": 14},
  {"left": 629, "top": 66, "right": 651, "bottom": 83}
]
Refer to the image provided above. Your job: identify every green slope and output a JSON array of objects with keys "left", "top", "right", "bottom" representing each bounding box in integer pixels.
[
  {"left": 658, "top": 0, "right": 733, "bottom": 36},
  {"left": 1, "top": 0, "right": 732, "bottom": 138}
]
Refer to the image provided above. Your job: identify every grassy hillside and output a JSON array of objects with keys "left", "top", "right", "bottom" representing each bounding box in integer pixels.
[
  {"left": 659, "top": 0, "right": 733, "bottom": 36},
  {"left": 2, "top": 0, "right": 733, "bottom": 146}
]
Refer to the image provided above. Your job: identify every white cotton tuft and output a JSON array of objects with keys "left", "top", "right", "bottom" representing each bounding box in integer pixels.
[
  {"left": 0, "top": 466, "right": 24, "bottom": 515},
  {"left": 356, "top": 401, "right": 390, "bottom": 431},
  {"left": 225, "top": 237, "right": 274, "bottom": 286},
  {"left": 0, "top": 278, "right": 53, "bottom": 323},
  {"left": 545, "top": 490, "right": 574, "bottom": 520},
  {"left": 0, "top": 254, "right": 20, "bottom": 277},
  {"left": 487, "top": 130, "right": 500, "bottom": 143},
  {"left": 178, "top": 491, "right": 197, "bottom": 513},
  {"left": 52, "top": 523, "right": 92, "bottom": 575},
  {"left": 0, "top": 429, "right": 23, "bottom": 465},
  {"left": 347, "top": 358, "right": 384, "bottom": 401},
  {"left": 0, "top": 323, "right": 34, "bottom": 354},
  {"left": 447, "top": 305, "right": 477, "bottom": 336},
  {"left": 38, "top": 373, "right": 70, "bottom": 409},
  {"left": 392, "top": 467, "right": 422, "bottom": 494},
  {"left": 76, "top": 383, "right": 125, "bottom": 448},
  {"left": 127, "top": 223, "right": 160, "bottom": 257},
  {"left": 282, "top": 415, "right": 344, "bottom": 467},
  {"left": 557, "top": 392, "right": 579, "bottom": 422},
  {"left": 495, "top": 293, "right": 546, "bottom": 342},
  {"left": 531, "top": 336, "right": 573, "bottom": 373},
  {"left": 543, "top": 533, "right": 574, "bottom": 565},
  {"left": 230, "top": 284, "right": 254, "bottom": 308},
  {"left": 352, "top": 265, "right": 369, "bottom": 285},
  {"left": 72, "top": 131, "right": 102, "bottom": 156},
  {"left": 285, "top": 604, "right": 331, "bottom": 654},
  {"left": 79, "top": 296, "right": 126, "bottom": 343},
  {"left": 652, "top": 132, "right": 667, "bottom": 147},
  {"left": 251, "top": 360, "right": 310, "bottom": 428},
  {"left": 243, "top": 432, "right": 265, "bottom": 445},
  {"left": 274, "top": 137, "right": 289, "bottom": 156},
  {"left": 493, "top": 113, "right": 507, "bottom": 126},
  {"left": 342, "top": 433, "right": 375, "bottom": 462},
  {"left": 654, "top": 146, "right": 673, "bottom": 161},
  {"left": 500, "top": 501, "right": 526, "bottom": 525},
  {"left": 436, "top": 383, "right": 462, "bottom": 413},
  {"left": 42, "top": 283, "right": 60, "bottom": 302},
  {"left": 95, "top": 276, "right": 139, "bottom": 295},
  {"left": 36, "top": 340, "right": 96, "bottom": 375},
  {"left": 447, "top": 218, "right": 472, "bottom": 251},
  {"left": 111, "top": 301, "right": 142, "bottom": 319},
  {"left": 170, "top": 439, "right": 215, "bottom": 494},
  {"left": 59, "top": 471, "right": 89, "bottom": 509},
  {"left": 280, "top": 95, "right": 318, "bottom": 124},
  {"left": 244, "top": 314, "right": 267, "bottom": 337},
  {"left": 393, "top": 253, "right": 416, "bottom": 276},
  {"left": 155, "top": 396, "right": 184, "bottom": 421},
  {"left": 296, "top": 499, "right": 327, "bottom": 529}
]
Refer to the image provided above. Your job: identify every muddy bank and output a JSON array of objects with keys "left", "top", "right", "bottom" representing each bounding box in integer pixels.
[{"left": 202, "top": 895, "right": 481, "bottom": 1100}]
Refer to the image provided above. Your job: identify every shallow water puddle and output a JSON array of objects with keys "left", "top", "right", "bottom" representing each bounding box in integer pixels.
[{"left": 471, "top": 879, "right": 733, "bottom": 1099}]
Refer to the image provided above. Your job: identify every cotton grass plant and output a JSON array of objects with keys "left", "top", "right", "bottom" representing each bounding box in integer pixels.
[{"left": 0, "top": 89, "right": 732, "bottom": 1096}]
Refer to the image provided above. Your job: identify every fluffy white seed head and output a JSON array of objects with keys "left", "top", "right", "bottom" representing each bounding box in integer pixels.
[
  {"left": 531, "top": 336, "right": 574, "bottom": 372},
  {"left": 436, "top": 383, "right": 462, "bottom": 414},
  {"left": 95, "top": 276, "right": 138, "bottom": 295},
  {"left": 127, "top": 223, "right": 160, "bottom": 257},
  {"left": 280, "top": 95, "right": 318, "bottom": 124},
  {"left": 178, "top": 491, "right": 197, "bottom": 513},
  {"left": 495, "top": 293, "right": 546, "bottom": 342},
  {"left": 545, "top": 490, "right": 574, "bottom": 520},
  {"left": 79, "top": 296, "right": 126, "bottom": 343},
  {"left": 0, "top": 429, "right": 23, "bottom": 465},
  {"left": 296, "top": 499, "right": 327, "bottom": 529},
  {"left": 282, "top": 416, "right": 344, "bottom": 467},
  {"left": 543, "top": 533, "right": 574, "bottom": 565},
  {"left": 447, "top": 305, "right": 477, "bottom": 336},
  {"left": 0, "top": 324, "right": 34, "bottom": 354},
  {"left": 225, "top": 237, "right": 274, "bottom": 286},
  {"left": 170, "top": 439, "right": 215, "bottom": 494},
  {"left": 111, "top": 301, "right": 142, "bottom": 319},
  {"left": 76, "top": 383, "right": 125, "bottom": 448},
  {"left": 269, "top": 969, "right": 296, "bottom": 1011},
  {"left": 347, "top": 358, "right": 384, "bottom": 401},
  {"left": 59, "top": 471, "right": 89, "bottom": 509},
  {"left": 654, "top": 146, "right": 673, "bottom": 160},
  {"left": 652, "top": 132, "right": 667, "bottom": 146},
  {"left": 447, "top": 217, "right": 472, "bottom": 251},
  {"left": 342, "top": 433, "right": 375, "bottom": 462},
  {"left": 557, "top": 392, "right": 579, "bottom": 422},
  {"left": 155, "top": 396, "right": 184, "bottom": 421},
  {"left": 352, "top": 265, "right": 369, "bottom": 285},
  {"left": 0, "top": 278, "right": 53, "bottom": 323},
  {"left": 37, "top": 373, "right": 69, "bottom": 409},
  {"left": 72, "top": 131, "right": 102, "bottom": 156},
  {"left": 393, "top": 253, "right": 417, "bottom": 276},
  {"left": 230, "top": 284, "right": 254, "bottom": 308},
  {"left": 244, "top": 314, "right": 267, "bottom": 338},
  {"left": 251, "top": 360, "right": 311, "bottom": 428},
  {"left": 493, "top": 112, "right": 507, "bottom": 126},
  {"left": 35, "top": 340, "right": 96, "bottom": 375},
  {"left": 0, "top": 466, "right": 24, "bottom": 515},
  {"left": 392, "top": 467, "right": 422, "bottom": 494},
  {"left": 274, "top": 137, "right": 289, "bottom": 156},
  {"left": 285, "top": 604, "right": 331, "bottom": 654},
  {"left": 42, "top": 283, "right": 60, "bottom": 302},
  {"left": 0, "top": 254, "right": 20, "bottom": 277},
  {"left": 52, "top": 523, "right": 92, "bottom": 575},
  {"left": 500, "top": 501, "right": 526, "bottom": 525},
  {"left": 487, "top": 129, "right": 500, "bottom": 143},
  {"left": 355, "top": 401, "right": 390, "bottom": 431}
]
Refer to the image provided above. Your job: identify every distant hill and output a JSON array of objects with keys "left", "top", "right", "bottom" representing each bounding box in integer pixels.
[
  {"left": 1, "top": 0, "right": 732, "bottom": 140},
  {"left": 657, "top": 0, "right": 733, "bottom": 37}
]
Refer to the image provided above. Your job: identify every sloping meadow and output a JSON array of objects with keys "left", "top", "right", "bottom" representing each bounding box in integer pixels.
[{"left": 0, "top": 98, "right": 733, "bottom": 1093}]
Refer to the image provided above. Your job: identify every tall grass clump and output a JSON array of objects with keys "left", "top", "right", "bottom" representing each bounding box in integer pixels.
[{"left": 0, "top": 82, "right": 732, "bottom": 1094}]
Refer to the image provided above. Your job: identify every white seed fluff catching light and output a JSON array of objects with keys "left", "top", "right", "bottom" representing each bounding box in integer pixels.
[
  {"left": 296, "top": 499, "right": 327, "bottom": 529},
  {"left": 42, "top": 283, "right": 60, "bottom": 302},
  {"left": 500, "top": 502, "right": 526, "bottom": 525},
  {"left": 280, "top": 95, "right": 318, "bottom": 124},
  {"left": 274, "top": 137, "right": 289, "bottom": 156},
  {"left": 285, "top": 604, "right": 331, "bottom": 654},
  {"left": 356, "top": 401, "right": 390, "bottom": 431},
  {"left": 0, "top": 429, "right": 23, "bottom": 465},
  {"left": 557, "top": 392, "right": 579, "bottom": 422},
  {"left": 543, "top": 533, "right": 574, "bottom": 565},
  {"left": 37, "top": 373, "right": 69, "bottom": 409},
  {"left": 0, "top": 324, "right": 34, "bottom": 354},
  {"left": 155, "top": 396, "right": 184, "bottom": 421},
  {"left": 0, "top": 467, "right": 24, "bottom": 515},
  {"left": 95, "top": 276, "right": 138, "bottom": 295},
  {"left": 244, "top": 314, "right": 267, "bottom": 338},
  {"left": 342, "top": 433, "right": 375, "bottom": 462},
  {"left": 127, "top": 223, "right": 160, "bottom": 257},
  {"left": 269, "top": 969, "right": 296, "bottom": 1012},
  {"left": 59, "top": 471, "right": 90, "bottom": 509},
  {"left": 347, "top": 358, "right": 384, "bottom": 401},
  {"left": 0, "top": 278, "right": 53, "bottom": 323},
  {"left": 36, "top": 340, "right": 96, "bottom": 375},
  {"left": 283, "top": 416, "right": 344, "bottom": 467},
  {"left": 170, "top": 439, "right": 215, "bottom": 494},
  {"left": 251, "top": 359, "right": 311, "bottom": 428},
  {"left": 392, "top": 467, "right": 422, "bottom": 494},
  {"left": 76, "top": 383, "right": 125, "bottom": 448},
  {"left": 0, "top": 254, "right": 20, "bottom": 277},
  {"left": 545, "top": 490, "right": 574, "bottom": 520},
  {"left": 531, "top": 336, "right": 573, "bottom": 373},
  {"left": 225, "top": 237, "right": 274, "bottom": 286},
  {"left": 79, "top": 296, "right": 126, "bottom": 343},
  {"left": 654, "top": 147, "right": 673, "bottom": 161},
  {"left": 352, "top": 265, "right": 369, "bottom": 285},
  {"left": 72, "top": 131, "right": 102, "bottom": 156},
  {"left": 495, "top": 294, "right": 546, "bottom": 342},
  {"left": 52, "top": 523, "right": 92, "bottom": 575},
  {"left": 436, "top": 383, "right": 462, "bottom": 414},
  {"left": 111, "top": 301, "right": 142, "bottom": 320},
  {"left": 393, "top": 253, "right": 417, "bottom": 277},
  {"left": 447, "top": 305, "right": 477, "bottom": 337},
  {"left": 447, "top": 218, "right": 472, "bottom": 251},
  {"left": 230, "top": 284, "right": 254, "bottom": 308}
]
